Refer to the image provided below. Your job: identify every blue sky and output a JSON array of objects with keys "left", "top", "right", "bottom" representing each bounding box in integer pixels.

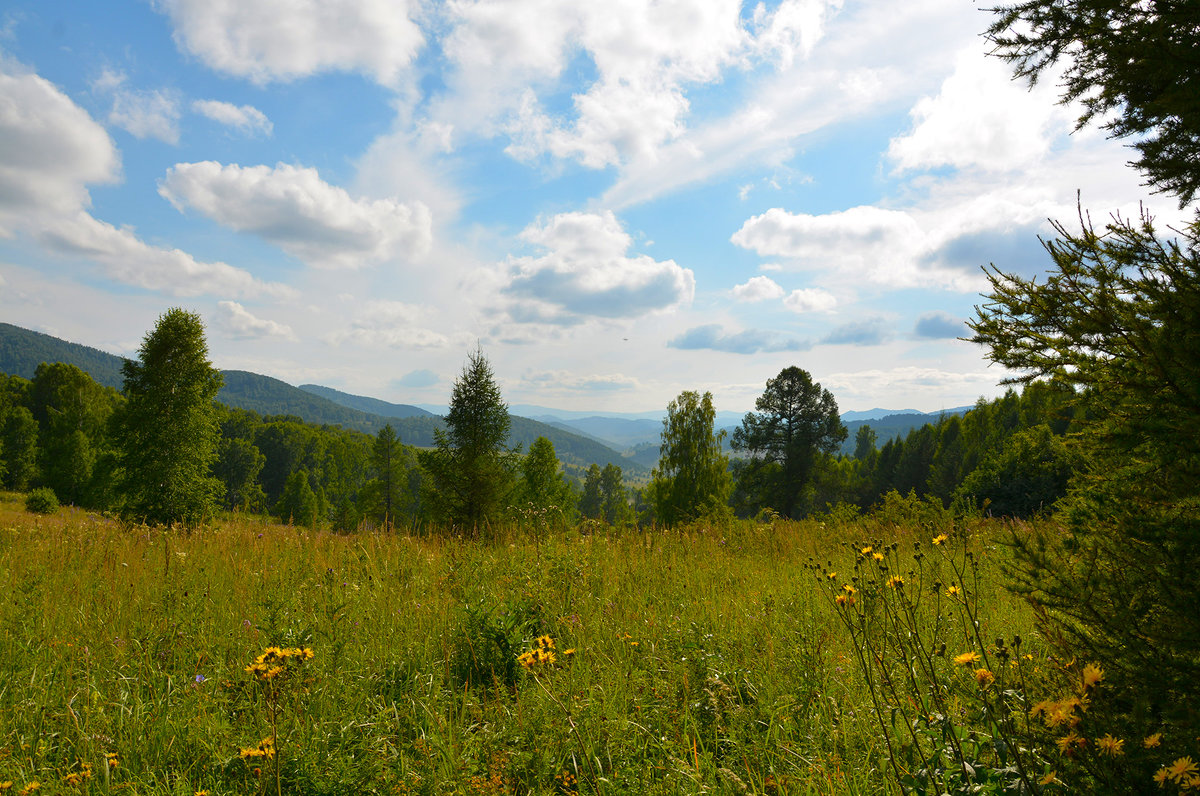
[{"left": 0, "top": 0, "right": 1177, "bottom": 415}]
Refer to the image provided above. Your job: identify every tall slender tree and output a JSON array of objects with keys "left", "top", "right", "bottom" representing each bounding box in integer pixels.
[
  {"left": 649, "top": 390, "right": 731, "bottom": 526},
  {"left": 421, "top": 347, "right": 516, "bottom": 531},
  {"left": 114, "top": 308, "right": 223, "bottom": 526}
]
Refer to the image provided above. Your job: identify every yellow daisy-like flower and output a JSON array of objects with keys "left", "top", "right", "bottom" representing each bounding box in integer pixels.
[
  {"left": 1143, "top": 732, "right": 1163, "bottom": 749},
  {"left": 826, "top": 571, "right": 837, "bottom": 580},
  {"left": 536, "top": 635, "right": 555, "bottom": 651},
  {"left": 105, "top": 753, "right": 119, "bottom": 770},
  {"left": 1154, "top": 768, "right": 1171, "bottom": 786},
  {"left": 562, "top": 648, "right": 576, "bottom": 658},
  {"left": 842, "top": 584, "right": 856, "bottom": 595},
  {"left": 886, "top": 575, "right": 904, "bottom": 588},
  {"left": 18, "top": 784, "right": 39, "bottom": 796},
  {"left": 1081, "top": 663, "right": 1104, "bottom": 689},
  {"left": 1166, "top": 757, "right": 1198, "bottom": 783},
  {"left": 0, "top": 782, "right": 12, "bottom": 791},
  {"left": 860, "top": 545, "right": 873, "bottom": 555},
  {"left": 974, "top": 668, "right": 995, "bottom": 688},
  {"left": 195, "top": 791, "right": 211, "bottom": 796},
  {"left": 62, "top": 773, "right": 83, "bottom": 788},
  {"left": 1096, "top": 734, "right": 1124, "bottom": 756},
  {"left": 835, "top": 594, "right": 848, "bottom": 606},
  {"left": 1038, "top": 771, "right": 1059, "bottom": 786},
  {"left": 872, "top": 552, "right": 884, "bottom": 562},
  {"left": 953, "top": 651, "right": 981, "bottom": 666},
  {"left": 946, "top": 584, "right": 961, "bottom": 597},
  {"left": 932, "top": 534, "right": 948, "bottom": 546},
  {"left": 1056, "top": 731, "right": 1085, "bottom": 756}
]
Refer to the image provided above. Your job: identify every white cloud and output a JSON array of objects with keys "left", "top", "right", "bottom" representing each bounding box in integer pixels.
[
  {"left": 156, "top": 0, "right": 424, "bottom": 87},
  {"left": 732, "top": 275, "right": 784, "bottom": 302},
  {"left": 39, "top": 212, "right": 294, "bottom": 298},
  {"left": 108, "top": 86, "right": 182, "bottom": 144},
  {"left": 501, "top": 211, "right": 695, "bottom": 321},
  {"left": 159, "top": 161, "right": 433, "bottom": 268},
  {"left": 783, "top": 287, "right": 837, "bottom": 313},
  {"left": 520, "top": 369, "right": 640, "bottom": 392},
  {"left": 216, "top": 300, "right": 296, "bottom": 340},
  {"left": 820, "top": 365, "right": 1003, "bottom": 406},
  {"left": 325, "top": 300, "right": 459, "bottom": 349},
  {"left": 0, "top": 66, "right": 120, "bottom": 233},
  {"left": 192, "top": 99, "right": 272, "bottom": 136},
  {"left": 887, "top": 47, "right": 1069, "bottom": 173}
]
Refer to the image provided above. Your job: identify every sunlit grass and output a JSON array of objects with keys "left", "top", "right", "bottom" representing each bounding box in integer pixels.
[{"left": 0, "top": 491, "right": 1037, "bottom": 794}]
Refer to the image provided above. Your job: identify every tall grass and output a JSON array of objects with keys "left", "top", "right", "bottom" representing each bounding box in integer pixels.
[{"left": 0, "top": 492, "right": 1035, "bottom": 794}]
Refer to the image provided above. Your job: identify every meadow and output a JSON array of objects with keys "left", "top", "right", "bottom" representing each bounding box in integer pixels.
[{"left": 0, "top": 491, "right": 1045, "bottom": 795}]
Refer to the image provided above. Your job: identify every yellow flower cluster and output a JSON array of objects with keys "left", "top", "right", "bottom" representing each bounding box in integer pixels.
[
  {"left": 1155, "top": 757, "right": 1198, "bottom": 789},
  {"left": 245, "top": 646, "right": 314, "bottom": 680},
  {"left": 517, "top": 635, "right": 575, "bottom": 669},
  {"left": 974, "top": 668, "right": 995, "bottom": 688},
  {"left": 105, "top": 752, "right": 119, "bottom": 771},
  {"left": 61, "top": 762, "right": 92, "bottom": 788},
  {"left": 1030, "top": 696, "right": 1085, "bottom": 728},
  {"left": 953, "top": 651, "right": 981, "bottom": 667},
  {"left": 239, "top": 736, "right": 276, "bottom": 760}
]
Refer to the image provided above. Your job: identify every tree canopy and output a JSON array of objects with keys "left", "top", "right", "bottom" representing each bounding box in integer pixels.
[
  {"left": 732, "top": 366, "right": 846, "bottom": 518},
  {"left": 115, "top": 308, "right": 224, "bottom": 526},
  {"left": 987, "top": 0, "right": 1200, "bottom": 205},
  {"left": 649, "top": 390, "right": 731, "bottom": 526}
]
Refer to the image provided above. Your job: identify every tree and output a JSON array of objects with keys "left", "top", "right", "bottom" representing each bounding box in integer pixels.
[
  {"left": 362, "top": 423, "right": 408, "bottom": 529},
  {"left": 987, "top": 0, "right": 1200, "bottom": 205},
  {"left": 970, "top": 210, "right": 1200, "bottom": 780},
  {"left": 853, "top": 424, "right": 877, "bottom": 461},
  {"left": 421, "top": 348, "right": 516, "bottom": 531},
  {"left": 518, "top": 437, "right": 571, "bottom": 510},
  {"left": 30, "top": 362, "right": 121, "bottom": 506},
  {"left": 214, "top": 436, "right": 267, "bottom": 512},
  {"left": 579, "top": 463, "right": 604, "bottom": 519},
  {"left": 275, "top": 468, "right": 318, "bottom": 526},
  {"left": 599, "top": 463, "right": 631, "bottom": 525},
  {"left": 649, "top": 391, "right": 731, "bottom": 526},
  {"left": 114, "top": 308, "right": 224, "bottom": 526},
  {"left": 731, "top": 367, "right": 846, "bottom": 518}
]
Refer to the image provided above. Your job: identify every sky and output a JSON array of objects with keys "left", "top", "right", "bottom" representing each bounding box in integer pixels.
[{"left": 0, "top": 0, "right": 1181, "bottom": 416}]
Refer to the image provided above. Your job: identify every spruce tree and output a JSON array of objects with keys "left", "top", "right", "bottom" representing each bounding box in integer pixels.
[{"left": 115, "top": 308, "right": 223, "bottom": 526}]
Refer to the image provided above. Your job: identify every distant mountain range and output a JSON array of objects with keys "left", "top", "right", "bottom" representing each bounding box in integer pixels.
[{"left": 0, "top": 320, "right": 973, "bottom": 467}]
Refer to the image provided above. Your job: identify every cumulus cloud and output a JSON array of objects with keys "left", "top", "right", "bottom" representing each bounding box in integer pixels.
[
  {"left": 326, "top": 300, "right": 457, "bottom": 349},
  {"left": 1, "top": 61, "right": 286, "bottom": 299},
  {"left": 192, "top": 99, "right": 272, "bottom": 136},
  {"left": 0, "top": 67, "right": 120, "bottom": 233},
  {"left": 821, "top": 317, "right": 892, "bottom": 346},
  {"left": 91, "top": 69, "right": 181, "bottom": 144},
  {"left": 159, "top": 161, "right": 433, "bottom": 268},
  {"left": 887, "top": 47, "right": 1068, "bottom": 174},
  {"left": 732, "top": 275, "right": 784, "bottom": 302},
  {"left": 39, "top": 212, "right": 294, "bottom": 298},
  {"left": 820, "top": 365, "right": 1002, "bottom": 406},
  {"left": 783, "top": 287, "right": 837, "bottom": 313},
  {"left": 215, "top": 300, "right": 297, "bottom": 340},
  {"left": 156, "top": 0, "right": 424, "bottom": 87},
  {"left": 914, "top": 310, "right": 965, "bottom": 339},
  {"left": 501, "top": 211, "right": 694, "bottom": 321},
  {"left": 668, "top": 323, "right": 809, "bottom": 354}
]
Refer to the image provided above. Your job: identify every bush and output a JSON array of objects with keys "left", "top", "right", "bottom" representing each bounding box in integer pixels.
[{"left": 25, "top": 487, "right": 60, "bottom": 515}]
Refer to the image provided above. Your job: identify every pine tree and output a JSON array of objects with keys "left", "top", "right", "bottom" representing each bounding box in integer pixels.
[{"left": 114, "top": 308, "right": 223, "bottom": 526}]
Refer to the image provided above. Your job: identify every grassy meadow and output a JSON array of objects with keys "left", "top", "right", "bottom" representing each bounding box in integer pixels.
[{"left": 0, "top": 491, "right": 1046, "bottom": 795}]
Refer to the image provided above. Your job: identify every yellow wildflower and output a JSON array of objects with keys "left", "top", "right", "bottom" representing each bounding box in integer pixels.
[
  {"left": 1056, "top": 732, "right": 1085, "bottom": 756},
  {"left": 105, "top": 752, "right": 119, "bottom": 770},
  {"left": 932, "top": 534, "right": 948, "bottom": 546},
  {"left": 1144, "top": 732, "right": 1163, "bottom": 749},
  {"left": 1167, "top": 758, "right": 1198, "bottom": 783},
  {"left": 946, "top": 584, "right": 961, "bottom": 597},
  {"left": 886, "top": 575, "right": 904, "bottom": 588},
  {"left": 842, "top": 584, "right": 856, "bottom": 595},
  {"left": 1038, "top": 771, "right": 1060, "bottom": 786},
  {"left": 860, "top": 546, "right": 873, "bottom": 555},
  {"left": 0, "top": 782, "right": 12, "bottom": 792},
  {"left": 536, "top": 635, "right": 555, "bottom": 651},
  {"left": 18, "top": 784, "right": 39, "bottom": 796},
  {"left": 826, "top": 571, "right": 837, "bottom": 580},
  {"left": 562, "top": 648, "right": 576, "bottom": 658},
  {"left": 873, "top": 552, "right": 884, "bottom": 562},
  {"left": 1154, "top": 768, "right": 1171, "bottom": 786},
  {"left": 195, "top": 791, "right": 211, "bottom": 796},
  {"left": 953, "top": 651, "right": 981, "bottom": 666},
  {"left": 835, "top": 594, "right": 848, "bottom": 606},
  {"left": 1081, "top": 663, "right": 1104, "bottom": 689},
  {"left": 974, "top": 668, "right": 995, "bottom": 688},
  {"left": 1097, "top": 734, "right": 1124, "bottom": 756}
]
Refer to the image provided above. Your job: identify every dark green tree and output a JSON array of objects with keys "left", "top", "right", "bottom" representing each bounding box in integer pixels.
[
  {"left": 731, "top": 366, "right": 846, "bottom": 518},
  {"left": 421, "top": 348, "right": 516, "bottom": 531},
  {"left": 114, "top": 308, "right": 224, "bottom": 526},
  {"left": 275, "top": 468, "right": 318, "bottom": 526},
  {"left": 579, "top": 463, "right": 604, "bottom": 519},
  {"left": 29, "top": 363, "right": 121, "bottom": 506},
  {"left": 214, "top": 436, "right": 267, "bottom": 512},
  {"left": 852, "top": 424, "right": 877, "bottom": 460},
  {"left": 1, "top": 405, "right": 38, "bottom": 490},
  {"left": 955, "top": 424, "right": 1077, "bottom": 516},
  {"left": 599, "top": 463, "right": 631, "bottom": 525},
  {"left": 518, "top": 436, "right": 571, "bottom": 511},
  {"left": 987, "top": 0, "right": 1200, "bottom": 205},
  {"left": 970, "top": 210, "right": 1200, "bottom": 784},
  {"left": 649, "top": 390, "right": 731, "bottom": 526},
  {"left": 362, "top": 423, "right": 409, "bottom": 529}
]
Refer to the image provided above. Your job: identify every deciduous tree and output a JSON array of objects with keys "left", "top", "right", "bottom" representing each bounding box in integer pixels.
[
  {"left": 114, "top": 308, "right": 223, "bottom": 526},
  {"left": 649, "top": 390, "right": 731, "bottom": 526}
]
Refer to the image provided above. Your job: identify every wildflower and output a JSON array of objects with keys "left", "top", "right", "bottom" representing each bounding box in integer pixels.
[
  {"left": 835, "top": 594, "right": 848, "bottom": 606},
  {"left": 239, "top": 737, "right": 276, "bottom": 760},
  {"left": 946, "top": 584, "right": 961, "bottom": 597},
  {"left": 1166, "top": 758, "right": 1198, "bottom": 783},
  {"left": 826, "top": 571, "right": 837, "bottom": 580},
  {"left": 1038, "top": 771, "right": 1060, "bottom": 786},
  {"left": 536, "top": 635, "right": 555, "bottom": 651},
  {"left": 932, "top": 534, "right": 948, "bottom": 546},
  {"left": 873, "top": 552, "right": 884, "bottom": 562},
  {"left": 860, "top": 545, "right": 873, "bottom": 555},
  {"left": 1155, "top": 768, "right": 1171, "bottom": 786},
  {"left": 562, "top": 648, "right": 576, "bottom": 658},
  {"left": 1144, "top": 732, "right": 1163, "bottom": 749},
  {"left": 18, "top": 784, "right": 39, "bottom": 796},
  {"left": 842, "top": 584, "right": 856, "bottom": 595},
  {"left": 886, "top": 575, "right": 904, "bottom": 588},
  {"left": 1097, "top": 734, "right": 1124, "bottom": 756},
  {"left": 953, "top": 651, "right": 981, "bottom": 666},
  {"left": 105, "top": 752, "right": 119, "bottom": 770},
  {"left": 0, "top": 783, "right": 11, "bottom": 791},
  {"left": 1081, "top": 663, "right": 1104, "bottom": 689},
  {"left": 195, "top": 791, "right": 211, "bottom": 796},
  {"left": 974, "top": 668, "right": 995, "bottom": 688},
  {"left": 1056, "top": 731, "right": 1086, "bottom": 756}
]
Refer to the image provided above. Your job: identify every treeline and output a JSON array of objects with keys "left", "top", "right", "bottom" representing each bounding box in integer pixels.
[{"left": 0, "top": 359, "right": 634, "bottom": 532}]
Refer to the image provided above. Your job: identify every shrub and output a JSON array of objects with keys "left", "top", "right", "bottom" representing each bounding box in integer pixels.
[{"left": 25, "top": 487, "right": 60, "bottom": 515}]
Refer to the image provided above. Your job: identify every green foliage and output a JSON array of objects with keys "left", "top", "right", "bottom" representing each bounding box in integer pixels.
[
  {"left": 24, "top": 486, "right": 59, "bottom": 514},
  {"left": 649, "top": 390, "right": 732, "bottom": 526},
  {"left": 275, "top": 468, "right": 320, "bottom": 526},
  {"left": 114, "top": 308, "right": 224, "bottom": 526},
  {"left": 362, "top": 423, "right": 409, "bottom": 529},
  {"left": 1, "top": 404, "right": 38, "bottom": 490},
  {"left": 214, "top": 436, "right": 267, "bottom": 512},
  {"left": 732, "top": 366, "right": 846, "bottom": 518},
  {"left": 956, "top": 424, "right": 1077, "bottom": 516},
  {"left": 853, "top": 424, "right": 877, "bottom": 460},
  {"left": 971, "top": 210, "right": 1200, "bottom": 789},
  {"left": 422, "top": 348, "right": 517, "bottom": 532},
  {"left": 986, "top": 0, "right": 1200, "bottom": 206}
]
